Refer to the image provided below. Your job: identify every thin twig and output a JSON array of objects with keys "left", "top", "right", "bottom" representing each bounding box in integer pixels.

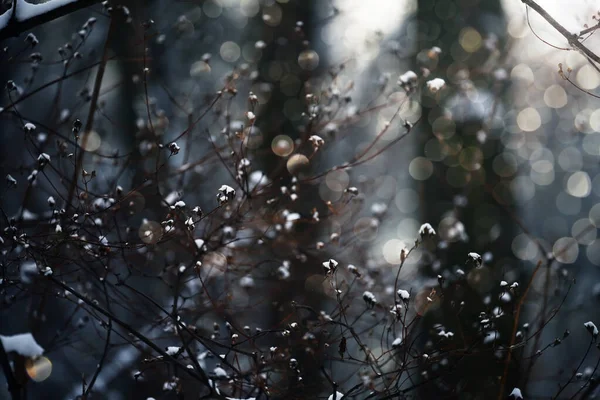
[
  {"left": 521, "top": 0, "right": 600, "bottom": 65},
  {"left": 66, "top": 16, "right": 115, "bottom": 208}
]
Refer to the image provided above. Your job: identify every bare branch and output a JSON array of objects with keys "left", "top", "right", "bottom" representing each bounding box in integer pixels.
[{"left": 521, "top": 0, "right": 600, "bottom": 65}]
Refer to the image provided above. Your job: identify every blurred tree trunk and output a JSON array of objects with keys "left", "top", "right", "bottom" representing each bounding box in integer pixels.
[
  {"left": 415, "top": 0, "right": 519, "bottom": 397},
  {"left": 255, "top": 1, "right": 330, "bottom": 397}
]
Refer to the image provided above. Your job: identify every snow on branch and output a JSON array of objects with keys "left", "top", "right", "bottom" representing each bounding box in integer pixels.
[
  {"left": 0, "top": 0, "right": 101, "bottom": 41},
  {"left": 0, "top": 333, "right": 44, "bottom": 357}
]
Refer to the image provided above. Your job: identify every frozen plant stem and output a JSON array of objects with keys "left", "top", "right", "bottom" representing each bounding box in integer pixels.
[{"left": 67, "top": 16, "right": 114, "bottom": 208}]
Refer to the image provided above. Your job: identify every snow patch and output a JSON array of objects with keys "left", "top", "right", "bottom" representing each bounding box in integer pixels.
[
  {"left": 0, "top": 333, "right": 44, "bottom": 357},
  {"left": 15, "top": 0, "right": 79, "bottom": 22}
]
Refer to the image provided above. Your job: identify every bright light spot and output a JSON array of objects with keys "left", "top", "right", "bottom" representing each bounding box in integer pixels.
[
  {"left": 576, "top": 64, "right": 600, "bottom": 90},
  {"left": 409, "top": 157, "right": 433, "bottom": 180},
  {"left": 286, "top": 154, "right": 309, "bottom": 175},
  {"left": 566, "top": 171, "right": 591, "bottom": 198},
  {"left": 543, "top": 84, "right": 567, "bottom": 108},
  {"left": 590, "top": 109, "right": 600, "bottom": 132},
  {"left": 382, "top": 239, "right": 406, "bottom": 264},
  {"left": 553, "top": 237, "right": 578, "bottom": 264},
  {"left": 190, "top": 61, "right": 211, "bottom": 76},
  {"left": 139, "top": 220, "right": 162, "bottom": 244},
  {"left": 517, "top": 107, "right": 541, "bottom": 132},
  {"left": 395, "top": 188, "right": 419, "bottom": 213},
  {"left": 271, "top": 135, "right": 294, "bottom": 157},
  {"left": 459, "top": 27, "right": 482, "bottom": 52},
  {"left": 81, "top": 131, "right": 102, "bottom": 152},
  {"left": 25, "top": 357, "right": 52, "bottom": 382},
  {"left": 572, "top": 218, "right": 597, "bottom": 245},
  {"left": 511, "top": 64, "right": 534, "bottom": 85},
  {"left": 325, "top": 169, "right": 349, "bottom": 192},
  {"left": 298, "top": 50, "right": 319, "bottom": 71},
  {"left": 220, "top": 41, "right": 241, "bottom": 62},
  {"left": 512, "top": 233, "right": 538, "bottom": 260}
]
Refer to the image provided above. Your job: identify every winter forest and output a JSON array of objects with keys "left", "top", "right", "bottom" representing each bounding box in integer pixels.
[{"left": 1, "top": 0, "right": 600, "bottom": 399}]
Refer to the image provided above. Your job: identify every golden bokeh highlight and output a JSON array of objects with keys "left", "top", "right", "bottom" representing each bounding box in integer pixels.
[
  {"left": 286, "top": 154, "right": 310, "bottom": 175},
  {"left": 25, "top": 357, "right": 52, "bottom": 382},
  {"left": 298, "top": 50, "right": 320, "bottom": 71},
  {"left": 271, "top": 135, "right": 294, "bottom": 157},
  {"left": 139, "top": 220, "right": 162, "bottom": 244},
  {"left": 81, "top": 131, "right": 102, "bottom": 152},
  {"left": 459, "top": 27, "right": 482, "bottom": 53}
]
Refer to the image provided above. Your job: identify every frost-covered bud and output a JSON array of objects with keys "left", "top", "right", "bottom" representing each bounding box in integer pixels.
[
  {"left": 345, "top": 186, "right": 358, "bottom": 195},
  {"left": 466, "top": 252, "right": 482, "bottom": 268},
  {"left": 37, "top": 153, "right": 51, "bottom": 167},
  {"left": 184, "top": 217, "right": 195, "bottom": 230},
  {"left": 328, "top": 392, "right": 344, "bottom": 400},
  {"left": 194, "top": 239, "right": 205, "bottom": 251},
  {"left": 47, "top": 196, "right": 56, "bottom": 207},
  {"left": 23, "top": 122, "right": 36, "bottom": 133},
  {"left": 398, "top": 70, "right": 417, "bottom": 86},
  {"left": 400, "top": 247, "right": 409, "bottom": 263},
  {"left": 347, "top": 264, "right": 360, "bottom": 277},
  {"left": 6, "top": 174, "right": 17, "bottom": 188},
  {"left": 216, "top": 185, "right": 236, "bottom": 205},
  {"left": 6, "top": 80, "right": 17, "bottom": 91},
  {"left": 322, "top": 258, "right": 338, "bottom": 273},
  {"left": 84, "top": 17, "right": 97, "bottom": 28},
  {"left": 371, "top": 202, "right": 387, "bottom": 217},
  {"left": 172, "top": 200, "right": 185, "bottom": 209},
  {"left": 418, "top": 223, "right": 436, "bottom": 239},
  {"left": 27, "top": 170, "right": 38, "bottom": 183},
  {"left": 308, "top": 135, "right": 324, "bottom": 150},
  {"left": 25, "top": 33, "right": 39, "bottom": 47},
  {"left": 277, "top": 261, "right": 291, "bottom": 280},
  {"left": 168, "top": 142, "right": 180, "bottom": 155},
  {"left": 248, "top": 91, "right": 258, "bottom": 104},
  {"left": 246, "top": 111, "right": 256, "bottom": 122},
  {"left": 584, "top": 321, "right": 598, "bottom": 339},
  {"left": 397, "top": 289, "right": 410, "bottom": 301},
  {"left": 238, "top": 158, "right": 251, "bottom": 172},
  {"left": 240, "top": 275, "right": 254, "bottom": 288},
  {"left": 398, "top": 70, "right": 418, "bottom": 92},
  {"left": 363, "top": 291, "right": 377, "bottom": 307},
  {"left": 426, "top": 78, "right": 446, "bottom": 93},
  {"left": 166, "top": 346, "right": 181, "bottom": 356},
  {"left": 509, "top": 388, "right": 523, "bottom": 399},
  {"left": 192, "top": 206, "right": 203, "bottom": 217},
  {"left": 515, "top": 331, "right": 523, "bottom": 340},
  {"left": 72, "top": 119, "right": 82, "bottom": 134}
]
